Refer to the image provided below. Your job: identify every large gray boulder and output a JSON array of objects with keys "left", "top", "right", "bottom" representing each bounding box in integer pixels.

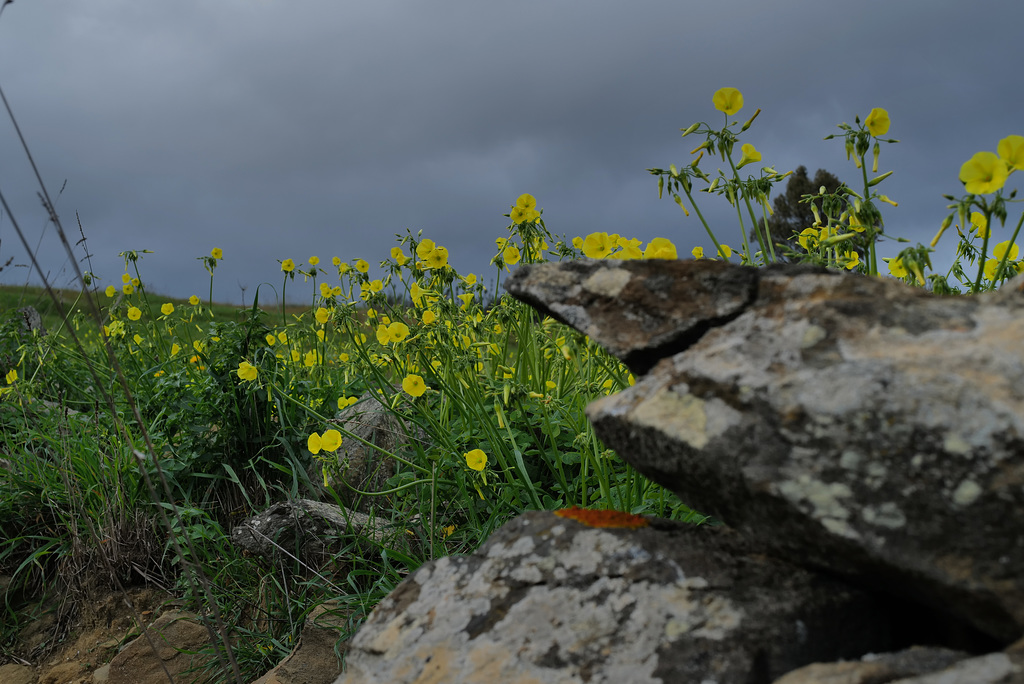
[
  {"left": 335, "top": 511, "right": 903, "bottom": 684},
  {"left": 505, "top": 260, "right": 1024, "bottom": 644}
]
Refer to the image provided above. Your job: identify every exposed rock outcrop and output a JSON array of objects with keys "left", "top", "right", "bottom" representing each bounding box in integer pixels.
[{"left": 507, "top": 259, "right": 1024, "bottom": 645}]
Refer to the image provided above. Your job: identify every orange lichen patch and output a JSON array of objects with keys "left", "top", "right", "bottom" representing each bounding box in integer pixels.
[{"left": 553, "top": 506, "right": 649, "bottom": 529}]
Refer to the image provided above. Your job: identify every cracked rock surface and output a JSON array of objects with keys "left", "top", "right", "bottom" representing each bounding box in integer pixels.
[
  {"left": 506, "top": 260, "right": 1024, "bottom": 643},
  {"left": 335, "top": 511, "right": 900, "bottom": 684}
]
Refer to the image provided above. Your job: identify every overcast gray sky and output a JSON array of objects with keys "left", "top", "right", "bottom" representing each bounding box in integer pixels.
[{"left": 1, "top": 1, "right": 1022, "bottom": 305}]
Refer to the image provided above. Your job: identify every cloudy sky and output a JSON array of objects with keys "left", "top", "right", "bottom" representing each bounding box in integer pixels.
[{"left": 1, "top": 0, "right": 1022, "bottom": 305}]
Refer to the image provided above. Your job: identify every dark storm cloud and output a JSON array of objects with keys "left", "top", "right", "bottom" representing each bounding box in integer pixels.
[{"left": 1, "top": 0, "right": 1022, "bottom": 302}]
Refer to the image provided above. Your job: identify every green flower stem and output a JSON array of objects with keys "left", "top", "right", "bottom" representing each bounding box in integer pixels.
[
  {"left": 973, "top": 205, "right": 994, "bottom": 292},
  {"left": 680, "top": 184, "right": 728, "bottom": 260}
]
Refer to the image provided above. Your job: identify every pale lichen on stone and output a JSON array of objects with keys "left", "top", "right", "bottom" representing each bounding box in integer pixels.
[{"left": 582, "top": 267, "right": 632, "bottom": 298}]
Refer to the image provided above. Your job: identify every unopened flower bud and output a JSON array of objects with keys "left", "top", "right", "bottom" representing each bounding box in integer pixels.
[{"left": 680, "top": 122, "right": 701, "bottom": 137}]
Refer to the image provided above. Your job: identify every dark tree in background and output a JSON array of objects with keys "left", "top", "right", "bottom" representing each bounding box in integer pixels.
[{"left": 762, "top": 165, "right": 843, "bottom": 254}]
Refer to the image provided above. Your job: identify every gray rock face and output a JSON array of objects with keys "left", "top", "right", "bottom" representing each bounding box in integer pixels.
[
  {"left": 336, "top": 511, "right": 903, "bottom": 684},
  {"left": 505, "top": 260, "right": 1024, "bottom": 644}
]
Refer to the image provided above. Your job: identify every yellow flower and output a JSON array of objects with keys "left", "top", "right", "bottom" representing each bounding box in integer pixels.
[
  {"left": 265, "top": 334, "right": 276, "bottom": 346},
  {"left": 643, "top": 237, "right": 678, "bottom": 260},
  {"left": 442, "top": 525, "right": 456, "bottom": 538},
  {"left": 189, "top": 295, "right": 200, "bottom": 306},
  {"left": 416, "top": 239, "right": 436, "bottom": 260},
  {"left": 971, "top": 212, "right": 989, "bottom": 239},
  {"left": 319, "top": 282, "right": 332, "bottom": 298},
  {"left": 510, "top": 206, "right": 529, "bottom": 224},
  {"left": 5, "top": 369, "right": 16, "bottom": 384},
  {"left": 422, "top": 309, "right": 436, "bottom": 324},
  {"left": 516, "top": 193, "right": 537, "bottom": 211},
  {"left": 387, "top": 321, "right": 410, "bottom": 343},
  {"left": 503, "top": 245, "right": 521, "bottom": 265},
  {"left": 998, "top": 135, "right": 1024, "bottom": 172},
  {"left": 402, "top": 374, "right": 427, "bottom": 397},
  {"left": 712, "top": 87, "right": 744, "bottom": 116},
  {"left": 332, "top": 256, "right": 341, "bottom": 267},
  {"left": 309, "top": 256, "right": 320, "bottom": 266},
  {"left": 355, "top": 259, "right": 370, "bottom": 273},
  {"left": 304, "top": 350, "right": 321, "bottom": 367},
  {"left": 122, "top": 273, "right": 131, "bottom": 283},
  {"left": 464, "top": 448, "right": 488, "bottom": 472},
  {"left": 105, "top": 285, "right": 116, "bottom": 298},
  {"left": 281, "top": 258, "right": 295, "bottom": 273},
  {"left": 127, "top": 307, "right": 142, "bottom": 321},
  {"left": 887, "top": 257, "right": 908, "bottom": 278},
  {"left": 458, "top": 293, "right": 473, "bottom": 309},
  {"left": 616, "top": 237, "right": 643, "bottom": 260},
  {"left": 277, "top": 331, "right": 288, "bottom": 344},
  {"left": 211, "top": 247, "right": 223, "bottom": 259},
  {"left": 572, "top": 236, "right": 583, "bottom": 249},
  {"left": 375, "top": 323, "right": 390, "bottom": 345},
  {"left": 338, "top": 353, "right": 349, "bottom": 362},
  {"left": 960, "top": 151, "right": 1008, "bottom": 194},
  {"left": 320, "top": 429, "right": 342, "bottom": 452},
  {"left": 236, "top": 361, "right": 258, "bottom": 381},
  {"left": 338, "top": 262, "right": 351, "bottom": 275},
  {"left": 410, "top": 282, "right": 424, "bottom": 307},
  {"left": 691, "top": 246, "right": 704, "bottom": 259},
  {"left": 865, "top": 108, "right": 890, "bottom": 137},
  {"left": 170, "top": 343, "right": 180, "bottom": 356},
  {"left": 161, "top": 303, "right": 174, "bottom": 316},
  {"left": 391, "top": 247, "right": 409, "bottom": 266},
  {"left": 424, "top": 246, "right": 449, "bottom": 269},
  {"left": 291, "top": 349, "right": 301, "bottom": 363},
  {"left": 993, "top": 240, "right": 1020, "bottom": 262},
  {"left": 370, "top": 279, "right": 384, "bottom": 293},
  {"left": 582, "top": 232, "right": 614, "bottom": 258},
  {"left": 315, "top": 307, "right": 330, "bottom": 325},
  {"left": 123, "top": 284, "right": 134, "bottom": 295},
  {"left": 307, "top": 432, "right": 323, "bottom": 455},
  {"left": 840, "top": 250, "right": 860, "bottom": 270},
  {"left": 463, "top": 273, "right": 477, "bottom": 286},
  {"left": 737, "top": 143, "right": 761, "bottom": 169},
  {"left": 717, "top": 244, "right": 733, "bottom": 259}
]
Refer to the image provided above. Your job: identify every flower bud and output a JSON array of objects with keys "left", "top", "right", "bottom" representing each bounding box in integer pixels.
[
  {"left": 680, "top": 122, "right": 701, "bottom": 137},
  {"left": 868, "top": 170, "right": 894, "bottom": 187},
  {"left": 740, "top": 108, "right": 762, "bottom": 132}
]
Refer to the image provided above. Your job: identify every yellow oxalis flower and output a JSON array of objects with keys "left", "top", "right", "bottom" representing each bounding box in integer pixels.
[
  {"left": 571, "top": 236, "right": 583, "bottom": 249},
  {"left": 122, "top": 284, "right": 134, "bottom": 295},
  {"left": 516, "top": 194, "right": 537, "bottom": 211},
  {"left": 236, "top": 361, "right": 258, "bottom": 381},
  {"left": 737, "top": 143, "right": 762, "bottom": 169},
  {"left": 840, "top": 250, "right": 860, "bottom": 270},
  {"left": 319, "top": 429, "right": 342, "bottom": 452},
  {"left": 122, "top": 273, "right": 131, "bottom": 283},
  {"left": 887, "top": 257, "right": 908, "bottom": 278},
  {"left": 391, "top": 247, "right": 409, "bottom": 266},
  {"left": 127, "top": 307, "right": 142, "bottom": 321},
  {"left": 510, "top": 206, "right": 529, "bottom": 224},
  {"left": 616, "top": 237, "right": 643, "bottom": 260},
  {"left": 338, "top": 262, "right": 350, "bottom": 275},
  {"left": 998, "top": 135, "right": 1024, "bottom": 172},
  {"left": 211, "top": 247, "right": 223, "bottom": 259},
  {"left": 424, "top": 246, "right": 449, "bottom": 270},
  {"left": 332, "top": 256, "right": 341, "bottom": 267},
  {"left": 315, "top": 307, "right": 330, "bottom": 325},
  {"left": 971, "top": 212, "right": 989, "bottom": 239},
  {"left": 370, "top": 279, "right": 384, "bottom": 293},
  {"left": 170, "top": 343, "right": 180, "bottom": 356},
  {"left": 277, "top": 331, "right": 288, "bottom": 344},
  {"left": 307, "top": 432, "right": 323, "bottom": 455},
  {"left": 291, "top": 349, "right": 301, "bottom": 363},
  {"left": 416, "top": 239, "right": 436, "bottom": 260},
  {"left": 387, "top": 321, "right": 410, "bottom": 343},
  {"left": 5, "top": 369, "right": 17, "bottom": 384},
  {"left": 265, "top": 334, "right": 276, "bottom": 346},
  {"left": 993, "top": 240, "right": 1020, "bottom": 262},
  {"left": 463, "top": 273, "right": 477, "bottom": 286},
  {"left": 643, "top": 237, "right": 678, "bottom": 260},
  {"left": 304, "top": 350, "right": 321, "bottom": 367},
  {"left": 692, "top": 246, "right": 705, "bottom": 259},
  {"left": 161, "top": 303, "right": 174, "bottom": 316},
  {"left": 865, "top": 108, "right": 890, "bottom": 137},
  {"left": 281, "top": 258, "right": 295, "bottom": 273},
  {"left": 582, "top": 232, "right": 614, "bottom": 259},
  {"left": 798, "top": 227, "right": 819, "bottom": 251},
  {"left": 309, "top": 256, "right": 320, "bottom": 266},
  {"left": 717, "top": 244, "right": 733, "bottom": 259},
  {"left": 422, "top": 309, "right": 436, "bottom": 324},
  {"left": 503, "top": 245, "right": 521, "bottom": 265},
  {"left": 464, "top": 448, "right": 488, "bottom": 472},
  {"left": 319, "top": 282, "right": 332, "bottom": 298},
  {"left": 458, "top": 293, "right": 473, "bottom": 309},
  {"left": 712, "top": 87, "right": 744, "bottom": 116},
  {"left": 189, "top": 295, "right": 200, "bottom": 306},
  {"left": 105, "top": 285, "right": 116, "bottom": 298},
  {"left": 402, "top": 374, "right": 427, "bottom": 397},
  {"left": 355, "top": 259, "right": 369, "bottom": 273},
  {"left": 960, "top": 151, "right": 1008, "bottom": 194}
]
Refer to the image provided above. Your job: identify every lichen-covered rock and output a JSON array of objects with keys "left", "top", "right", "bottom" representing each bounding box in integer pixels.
[
  {"left": 506, "top": 260, "right": 1024, "bottom": 643},
  {"left": 335, "top": 511, "right": 905, "bottom": 684}
]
